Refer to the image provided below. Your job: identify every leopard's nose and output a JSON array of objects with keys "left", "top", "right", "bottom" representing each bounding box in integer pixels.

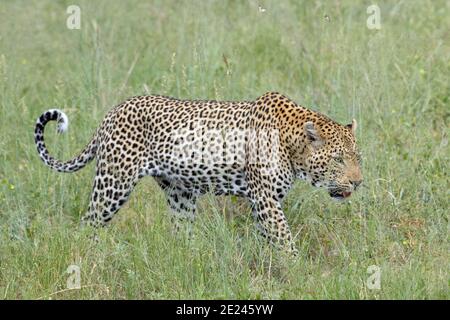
[{"left": 350, "top": 180, "right": 363, "bottom": 188}]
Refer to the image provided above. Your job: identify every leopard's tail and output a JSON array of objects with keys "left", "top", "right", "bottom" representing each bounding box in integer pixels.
[{"left": 34, "top": 109, "right": 98, "bottom": 173}]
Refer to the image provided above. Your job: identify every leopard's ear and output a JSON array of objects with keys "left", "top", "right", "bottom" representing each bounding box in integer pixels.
[
  {"left": 346, "top": 119, "right": 357, "bottom": 134},
  {"left": 304, "top": 121, "right": 324, "bottom": 148}
]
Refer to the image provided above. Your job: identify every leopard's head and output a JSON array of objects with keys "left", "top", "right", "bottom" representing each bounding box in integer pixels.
[{"left": 294, "top": 118, "right": 363, "bottom": 200}]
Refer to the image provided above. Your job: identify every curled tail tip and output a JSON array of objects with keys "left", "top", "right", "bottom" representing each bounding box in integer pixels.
[
  {"left": 57, "top": 111, "right": 69, "bottom": 133},
  {"left": 36, "top": 109, "right": 69, "bottom": 134},
  {"left": 49, "top": 108, "right": 69, "bottom": 134}
]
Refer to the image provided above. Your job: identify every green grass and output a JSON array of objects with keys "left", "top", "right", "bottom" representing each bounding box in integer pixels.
[{"left": 0, "top": 0, "right": 448, "bottom": 299}]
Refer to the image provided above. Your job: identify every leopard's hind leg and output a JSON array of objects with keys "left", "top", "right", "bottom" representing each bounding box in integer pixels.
[
  {"left": 81, "top": 150, "right": 141, "bottom": 227},
  {"left": 155, "top": 177, "right": 198, "bottom": 234}
]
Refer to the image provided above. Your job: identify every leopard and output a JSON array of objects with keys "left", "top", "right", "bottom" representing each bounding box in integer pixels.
[{"left": 34, "top": 92, "right": 363, "bottom": 255}]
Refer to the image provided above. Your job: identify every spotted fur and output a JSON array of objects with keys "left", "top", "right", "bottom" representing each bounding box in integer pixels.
[{"left": 34, "top": 92, "right": 363, "bottom": 255}]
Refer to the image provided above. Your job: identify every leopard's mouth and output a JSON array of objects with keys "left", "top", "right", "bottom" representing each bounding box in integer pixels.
[{"left": 329, "top": 190, "right": 352, "bottom": 200}]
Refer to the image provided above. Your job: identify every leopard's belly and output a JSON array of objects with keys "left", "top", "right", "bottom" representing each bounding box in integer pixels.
[{"left": 154, "top": 162, "right": 249, "bottom": 197}]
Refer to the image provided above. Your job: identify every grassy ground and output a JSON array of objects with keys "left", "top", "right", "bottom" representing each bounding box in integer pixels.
[{"left": 0, "top": 0, "right": 448, "bottom": 299}]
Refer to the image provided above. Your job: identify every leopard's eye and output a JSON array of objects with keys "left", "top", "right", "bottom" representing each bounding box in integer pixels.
[{"left": 334, "top": 155, "right": 344, "bottom": 164}]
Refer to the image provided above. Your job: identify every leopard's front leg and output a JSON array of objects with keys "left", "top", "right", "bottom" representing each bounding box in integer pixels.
[
  {"left": 246, "top": 164, "right": 298, "bottom": 256},
  {"left": 252, "top": 195, "right": 298, "bottom": 256}
]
